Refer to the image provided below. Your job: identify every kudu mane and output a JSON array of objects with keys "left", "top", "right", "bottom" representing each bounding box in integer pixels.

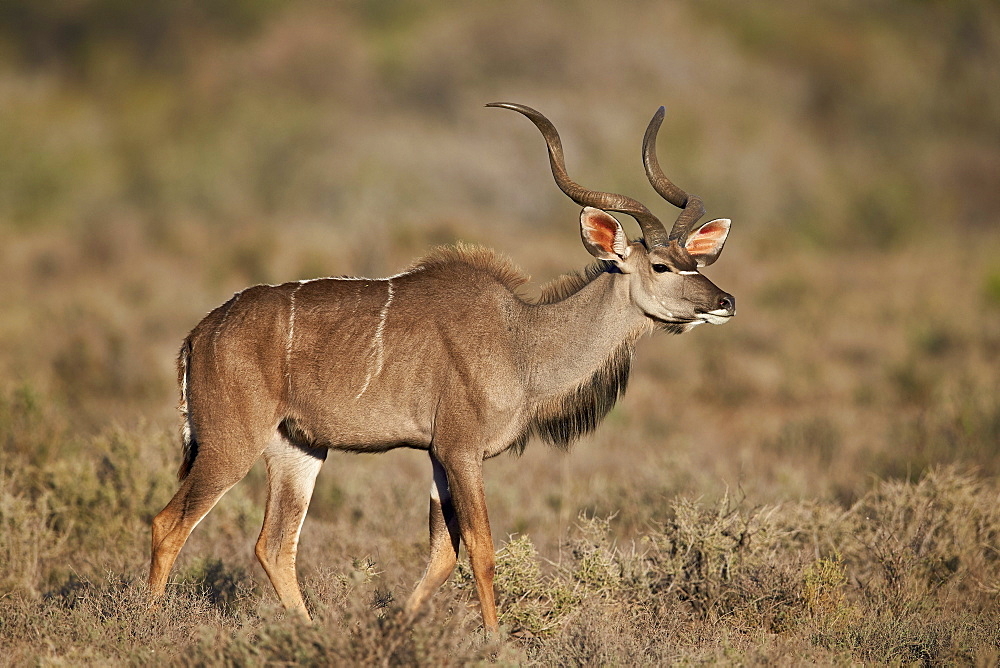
[
  {"left": 413, "top": 242, "right": 615, "bottom": 305},
  {"left": 516, "top": 337, "right": 635, "bottom": 455}
]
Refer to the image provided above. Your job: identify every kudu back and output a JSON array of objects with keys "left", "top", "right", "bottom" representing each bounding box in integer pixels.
[{"left": 149, "top": 103, "right": 735, "bottom": 632}]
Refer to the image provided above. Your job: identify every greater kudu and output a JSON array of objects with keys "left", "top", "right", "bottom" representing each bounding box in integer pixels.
[{"left": 148, "top": 103, "right": 735, "bottom": 632}]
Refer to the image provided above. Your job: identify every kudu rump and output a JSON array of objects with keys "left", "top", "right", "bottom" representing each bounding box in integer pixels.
[{"left": 148, "top": 103, "right": 735, "bottom": 631}]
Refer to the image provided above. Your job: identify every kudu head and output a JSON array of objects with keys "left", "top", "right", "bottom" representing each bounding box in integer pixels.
[{"left": 488, "top": 103, "right": 735, "bottom": 333}]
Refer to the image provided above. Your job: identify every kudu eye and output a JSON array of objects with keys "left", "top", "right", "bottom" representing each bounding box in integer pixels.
[{"left": 652, "top": 263, "right": 670, "bottom": 274}]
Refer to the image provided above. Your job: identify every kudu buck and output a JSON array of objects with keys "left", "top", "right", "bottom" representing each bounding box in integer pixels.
[{"left": 148, "top": 102, "right": 735, "bottom": 631}]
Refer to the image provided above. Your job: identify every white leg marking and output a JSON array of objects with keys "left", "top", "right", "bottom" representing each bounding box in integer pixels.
[
  {"left": 430, "top": 456, "right": 450, "bottom": 502},
  {"left": 355, "top": 280, "right": 394, "bottom": 399},
  {"left": 264, "top": 436, "right": 326, "bottom": 548}
]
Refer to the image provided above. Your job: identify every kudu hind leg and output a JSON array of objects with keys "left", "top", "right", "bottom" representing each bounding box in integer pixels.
[
  {"left": 149, "top": 465, "right": 245, "bottom": 598},
  {"left": 406, "top": 454, "right": 461, "bottom": 615},
  {"left": 255, "top": 435, "right": 325, "bottom": 620}
]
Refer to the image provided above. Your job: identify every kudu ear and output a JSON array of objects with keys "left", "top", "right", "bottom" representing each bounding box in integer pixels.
[
  {"left": 580, "top": 207, "right": 631, "bottom": 262},
  {"left": 684, "top": 218, "right": 731, "bottom": 267}
]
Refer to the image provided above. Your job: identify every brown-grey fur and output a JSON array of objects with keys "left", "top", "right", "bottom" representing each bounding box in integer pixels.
[
  {"left": 177, "top": 246, "right": 644, "bottom": 466},
  {"left": 176, "top": 249, "right": 635, "bottom": 474}
]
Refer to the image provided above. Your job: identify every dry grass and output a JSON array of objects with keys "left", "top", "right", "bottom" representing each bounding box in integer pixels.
[{"left": 2, "top": 0, "right": 999, "bottom": 664}]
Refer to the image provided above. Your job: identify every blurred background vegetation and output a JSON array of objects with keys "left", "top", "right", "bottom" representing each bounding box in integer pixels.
[{"left": 1, "top": 0, "right": 998, "bottom": 663}]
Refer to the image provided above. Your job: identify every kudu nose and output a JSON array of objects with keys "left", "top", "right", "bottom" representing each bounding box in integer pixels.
[{"left": 719, "top": 294, "right": 735, "bottom": 314}]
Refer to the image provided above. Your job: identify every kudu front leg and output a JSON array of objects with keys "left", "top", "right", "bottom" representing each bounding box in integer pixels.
[
  {"left": 406, "top": 454, "right": 461, "bottom": 615},
  {"left": 441, "top": 454, "right": 499, "bottom": 632}
]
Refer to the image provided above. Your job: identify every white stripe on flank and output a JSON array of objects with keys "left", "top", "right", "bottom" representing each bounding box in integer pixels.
[
  {"left": 212, "top": 291, "right": 241, "bottom": 348},
  {"left": 355, "top": 280, "right": 394, "bottom": 399},
  {"left": 287, "top": 284, "right": 301, "bottom": 395}
]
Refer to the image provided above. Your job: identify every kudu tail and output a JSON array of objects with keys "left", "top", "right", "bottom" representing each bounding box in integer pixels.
[{"left": 176, "top": 338, "right": 198, "bottom": 481}]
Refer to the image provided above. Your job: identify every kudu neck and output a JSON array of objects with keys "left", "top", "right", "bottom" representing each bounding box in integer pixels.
[{"left": 520, "top": 269, "right": 649, "bottom": 398}]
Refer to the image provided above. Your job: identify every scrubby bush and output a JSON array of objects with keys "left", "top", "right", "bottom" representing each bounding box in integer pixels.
[{"left": 461, "top": 468, "right": 1000, "bottom": 662}]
